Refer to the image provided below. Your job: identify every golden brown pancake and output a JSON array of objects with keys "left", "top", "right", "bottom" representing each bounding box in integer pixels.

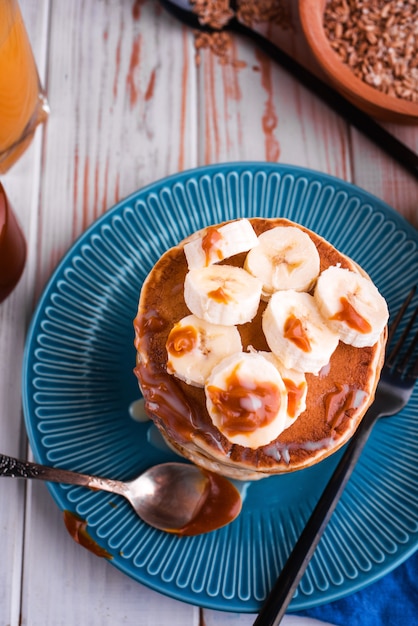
[{"left": 134, "top": 218, "right": 386, "bottom": 480}]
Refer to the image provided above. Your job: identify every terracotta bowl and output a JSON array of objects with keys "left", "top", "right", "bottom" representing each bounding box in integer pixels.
[{"left": 298, "top": 0, "right": 418, "bottom": 124}]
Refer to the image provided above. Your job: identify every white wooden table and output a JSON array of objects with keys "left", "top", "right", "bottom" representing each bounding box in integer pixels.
[{"left": 1, "top": 1, "right": 417, "bottom": 624}]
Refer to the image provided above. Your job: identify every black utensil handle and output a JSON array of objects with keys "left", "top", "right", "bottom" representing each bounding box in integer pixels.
[
  {"left": 230, "top": 20, "right": 418, "bottom": 182},
  {"left": 253, "top": 407, "right": 379, "bottom": 626}
]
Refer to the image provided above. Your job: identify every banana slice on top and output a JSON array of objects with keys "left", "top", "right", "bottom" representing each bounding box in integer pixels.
[
  {"left": 245, "top": 226, "right": 320, "bottom": 299},
  {"left": 262, "top": 290, "right": 339, "bottom": 374},
  {"left": 184, "top": 219, "right": 259, "bottom": 269},
  {"left": 314, "top": 266, "right": 389, "bottom": 348},
  {"left": 205, "top": 352, "right": 289, "bottom": 449},
  {"left": 166, "top": 314, "right": 242, "bottom": 387},
  {"left": 184, "top": 265, "right": 262, "bottom": 326}
]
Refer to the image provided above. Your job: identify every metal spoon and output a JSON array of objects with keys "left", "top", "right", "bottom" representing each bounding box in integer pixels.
[{"left": 0, "top": 453, "right": 240, "bottom": 534}]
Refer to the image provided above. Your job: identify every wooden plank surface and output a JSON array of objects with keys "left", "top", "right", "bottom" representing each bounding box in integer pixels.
[{"left": 1, "top": 1, "right": 417, "bottom": 624}]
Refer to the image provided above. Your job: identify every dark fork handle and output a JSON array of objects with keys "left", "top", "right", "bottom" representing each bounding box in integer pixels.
[{"left": 253, "top": 403, "right": 382, "bottom": 626}]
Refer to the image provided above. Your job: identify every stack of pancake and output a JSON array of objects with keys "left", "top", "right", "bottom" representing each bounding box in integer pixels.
[{"left": 134, "top": 218, "right": 387, "bottom": 480}]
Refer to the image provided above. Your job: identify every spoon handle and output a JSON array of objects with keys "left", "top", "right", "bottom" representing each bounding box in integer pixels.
[{"left": 0, "top": 453, "right": 126, "bottom": 495}]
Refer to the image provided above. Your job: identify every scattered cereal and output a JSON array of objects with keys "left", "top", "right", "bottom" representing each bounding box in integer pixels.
[
  {"left": 192, "top": 0, "right": 235, "bottom": 29},
  {"left": 191, "top": 0, "right": 292, "bottom": 66}
]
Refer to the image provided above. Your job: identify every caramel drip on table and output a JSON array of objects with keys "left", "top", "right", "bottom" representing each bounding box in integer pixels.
[{"left": 63, "top": 511, "right": 112, "bottom": 559}]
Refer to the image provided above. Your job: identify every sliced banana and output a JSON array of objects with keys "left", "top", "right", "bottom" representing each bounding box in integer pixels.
[
  {"left": 184, "top": 219, "right": 259, "bottom": 269},
  {"left": 166, "top": 314, "right": 242, "bottom": 387},
  {"left": 262, "top": 290, "right": 340, "bottom": 374},
  {"left": 314, "top": 266, "right": 389, "bottom": 348},
  {"left": 205, "top": 352, "right": 289, "bottom": 449},
  {"left": 261, "top": 351, "right": 308, "bottom": 426},
  {"left": 184, "top": 265, "right": 262, "bottom": 326},
  {"left": 245, "top": 226, "right": 320, "bottom": 299}
]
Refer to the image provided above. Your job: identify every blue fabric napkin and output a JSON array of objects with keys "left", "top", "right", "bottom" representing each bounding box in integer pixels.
[{"left": 298, "top": 549, "right": 418, "bottom": 626}]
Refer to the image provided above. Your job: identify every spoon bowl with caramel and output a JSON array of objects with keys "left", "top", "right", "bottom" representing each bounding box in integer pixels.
[{"left": 0, "top": 454, "right": 242, "bottom": 536}]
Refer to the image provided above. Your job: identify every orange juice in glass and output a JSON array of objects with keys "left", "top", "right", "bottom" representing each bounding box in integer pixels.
[{"left": 0, "top": 0, "right": 49, "bottom": 173}]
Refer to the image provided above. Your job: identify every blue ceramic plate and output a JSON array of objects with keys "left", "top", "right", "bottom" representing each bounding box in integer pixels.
[{"left": 22, "top": 163, "right": 418, "bottom": 613}]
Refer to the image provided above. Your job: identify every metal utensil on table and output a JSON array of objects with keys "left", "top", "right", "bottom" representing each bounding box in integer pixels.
[
  {"left": 0, "top": 458, "right": 240, "bottom": 535},
  {"left": 253, "top": 287, "right": 418, "bottom": 626},
  {"left": 159, "top": 0, "right": 418, "bottom": 182}
]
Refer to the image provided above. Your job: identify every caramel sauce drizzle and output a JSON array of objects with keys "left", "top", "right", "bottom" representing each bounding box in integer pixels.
[
  {"left": 134, "top": 310, "right": 199, "bottom": 443},
  {"left": 207, "top": 363, "right": 281, "bottom": 436},
  {"left": 325, "top": 383, "right": 363, "bottom": 429},
  {"left": 166, "top": 324, "right": 198, "bottom": 356},
  {"left": 134, "top": 308, "right": 167, "bottom": 350},
  {"left": 175, "top": 470, "right": 242, "bottom": 536},
  {"left": 135, "top": 360, "right": 198, "bottom": 443},
  {"left": 284, "top": 315, "right": 311, "bottom": 352},
  {"left": 331, "top": 297, "right": 372, "bottom": 334},
  {"left": 282, "top": 378, "right": 306, "bottom": 419},
  {"left": 208, "top": 285, "right": 231, "bottom": 303},
  {"left": 201, "top": 226, "right": 223, "bottom": 265}
]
